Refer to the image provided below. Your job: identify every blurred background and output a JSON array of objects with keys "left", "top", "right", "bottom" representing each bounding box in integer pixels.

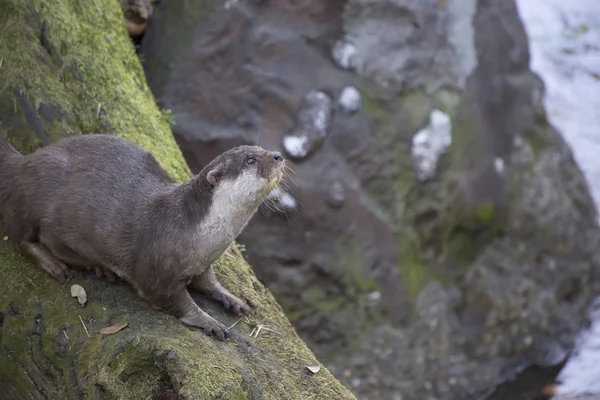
[{"left": 133, "top": 0, "right": 600, "bottom": 399}]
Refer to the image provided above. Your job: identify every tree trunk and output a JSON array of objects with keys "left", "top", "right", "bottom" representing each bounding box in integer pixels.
[{"left": 0, "top": 0, "right": 355, "bottom": 399}]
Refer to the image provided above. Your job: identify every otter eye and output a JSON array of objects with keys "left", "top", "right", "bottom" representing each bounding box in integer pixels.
[{"left": 246, "top": 157, "right": 256, "bottom": 165}]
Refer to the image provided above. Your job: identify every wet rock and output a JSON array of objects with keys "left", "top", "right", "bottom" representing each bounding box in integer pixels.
[{"left": 282, "top": 90, "right": 334, "bottom": 161}]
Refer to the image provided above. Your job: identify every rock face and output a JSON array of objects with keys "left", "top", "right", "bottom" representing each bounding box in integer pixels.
[
  {"left": 140, "top": 0, "right": 600, "bottom": 398},
  {"left": 0, "top": 1, "right": 355, "bottom": 399}
]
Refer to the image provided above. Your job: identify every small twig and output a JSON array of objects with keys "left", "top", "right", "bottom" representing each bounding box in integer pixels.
[
  {"left": 78, "top": 315, "right": 90, "bottom": 338},
  {"left": 228, "top": 318, "right": 242, "bottom": 330},
  {"left": 23, "top": 276, "right": 36, "bottom": 288},
  {"left": 260, "top": 326, "right": 282, "bottom": 336},
  {"left": 105, "top": 34, "right": 113, "bottom": 45},
  {"left": 0, "top": 57, "right": 3, "bottom": 71},
  {"left": 223, "top": 249, "right": 236, "bottom": 260},
  {"left": 63, "top": 330, "right": 69, "bottom": 340},
  {"left": 91, "top": 0, "right": 103, "bottom": 15},
  {"left": 151, "top": 120, "right": 159, "bottom": 135},
  {"left": 247, "top": 323, "right": 282, "bottom": 338},
  {"left": 96, "top": 103, "right": 102, "bottom": 118}
]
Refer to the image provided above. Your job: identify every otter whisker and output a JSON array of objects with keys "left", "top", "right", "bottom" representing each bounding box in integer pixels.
[
  {"left": 255, "top": 117, "right": 264, "bottom": 145},
  {"left": 282, "top": 162, "right": 297, "bottom": 177},
  {"left": 278, "top": 181, "right": 295, "bottom": 195},
  {"left": 264, "top": 196, "right": 284, "bottom": 214}
]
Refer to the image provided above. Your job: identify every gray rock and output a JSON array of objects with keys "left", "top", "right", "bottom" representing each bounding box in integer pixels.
[
  {"left": 282, "top": 90, "right": 334, "bottom": 161},
  {"left": 139, "top": 0, "right": 600, "bottom": 399},
  {"left": 338, "top": 0, "right": 477, "bottom": 91}
]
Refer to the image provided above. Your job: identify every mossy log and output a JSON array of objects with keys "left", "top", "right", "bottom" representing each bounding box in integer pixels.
[{"left": 0, "top": 0, "right": 355, "bottom": 399}]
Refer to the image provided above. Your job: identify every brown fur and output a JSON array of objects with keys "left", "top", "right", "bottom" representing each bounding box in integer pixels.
[{"left": 0, "top": 133, "right": 284, "bottom": 340}]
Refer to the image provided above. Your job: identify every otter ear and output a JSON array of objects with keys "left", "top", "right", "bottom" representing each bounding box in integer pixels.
[{"left": 207, "top": 169, "right": 221, "bottom": 187}]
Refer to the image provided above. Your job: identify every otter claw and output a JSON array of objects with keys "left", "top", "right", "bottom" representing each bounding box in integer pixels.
[
  {"left": 202, "top": 323, "right": 230, "bottom": 341},
  {"left": 213, "top": 292, "right": 251, "bottom": 316}
]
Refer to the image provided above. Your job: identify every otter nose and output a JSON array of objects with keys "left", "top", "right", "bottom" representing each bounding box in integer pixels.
[{"left": 272, "top": 151, "right": 284, "bottom": 162}]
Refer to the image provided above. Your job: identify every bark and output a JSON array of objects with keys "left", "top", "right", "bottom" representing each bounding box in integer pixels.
[{"left": 0, "top": 0, "right": 355, "bottom": 399}]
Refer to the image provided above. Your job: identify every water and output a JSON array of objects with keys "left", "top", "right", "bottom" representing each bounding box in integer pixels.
[{"left": 516, "top": 0, "right": 600, "bottom": 398}]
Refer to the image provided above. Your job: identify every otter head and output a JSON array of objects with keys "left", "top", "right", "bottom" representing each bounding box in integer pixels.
[{"left": 202, "top": 145, "right": 285, "bottom": 209}]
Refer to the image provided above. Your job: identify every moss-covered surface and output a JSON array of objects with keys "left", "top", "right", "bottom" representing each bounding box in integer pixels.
[
  {"left": 0, "top": 0, "right": 189, "bottom": 181},
  {"left": 0, "top": 0, "right": 355, "bottom": 398}
]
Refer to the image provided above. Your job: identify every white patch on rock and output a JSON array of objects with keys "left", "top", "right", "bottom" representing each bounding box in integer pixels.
[
  {"left": 268, "top": 188, "right": 298, "bottom": 211},
  {"left": 282, "top": 135, "right": 309, "bottom": 159},
  {"left": 411, "top": 109, "right": 452, "bottom": 181},
  {"left": 367, "top": 291, "right": 381, "bottom": 302},
  {"left": 331, "top": 39, "right": 357, "bottom": 70},
  {"left": 494, "top": 157, "right": 505, "bottom": 174},
  {"left": 301, "top": 90, "right": 333, "bottom": 137},
  {"left": 305, "top": 91, "right": 331, "bottom": 135},
  {"left": 338, "top": 86, "right": 362, "bottom": 114}
]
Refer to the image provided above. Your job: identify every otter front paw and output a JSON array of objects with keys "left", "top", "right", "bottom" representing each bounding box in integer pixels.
[
  {"left": 201, "top": 318, "right": 230, "bottom": 341},
  {"left": 180, "top": 311, "right": 231, "bottom": 341},
  {"left": 213, "top": 291, "right": 251, "bottom": 315}
]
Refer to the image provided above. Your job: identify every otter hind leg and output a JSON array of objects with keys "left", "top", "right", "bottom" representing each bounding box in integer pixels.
[
  {"left": 20, "top": 241, "right": 71, "bottom": 284},
  {"left": 142, "top": 284, "right": 230, "bottom": 341},
  {"left": 189, "top": 266, "right": 251, "bottom": 316}
]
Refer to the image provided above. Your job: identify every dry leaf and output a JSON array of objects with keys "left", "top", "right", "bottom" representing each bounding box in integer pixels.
[
  {"left": 100, "top": 322, "right": 128, "bottom": 335},
  {"left": 70, "top": 284, "right": 87, "bottom": 306},
  {"left": 305, "top": 365, "right": 321, "bottom": 374}
]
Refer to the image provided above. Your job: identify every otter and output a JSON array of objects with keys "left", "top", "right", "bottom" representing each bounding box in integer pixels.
[{"left": 0, "top": 133, "right": 285, "bottom": 340}]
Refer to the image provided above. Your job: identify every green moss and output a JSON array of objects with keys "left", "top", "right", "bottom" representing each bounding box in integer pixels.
[
  {"left": 398, "top": 230, "right": 430, "bottom": 302},
  {"left": 475, "top": 202, "right": 495, "bottom": 224},
  {"left": 432, "top": 88, "right": 462, "bottom": 115},
  {"left": 0, "top": 0, "right": 190, "bottom": 182},
  {"left": 397, "top": 91, "right": 433, "bottom": 131},
  {"left": 525, "top": 116, "right": 551, "bottom": 159}
]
